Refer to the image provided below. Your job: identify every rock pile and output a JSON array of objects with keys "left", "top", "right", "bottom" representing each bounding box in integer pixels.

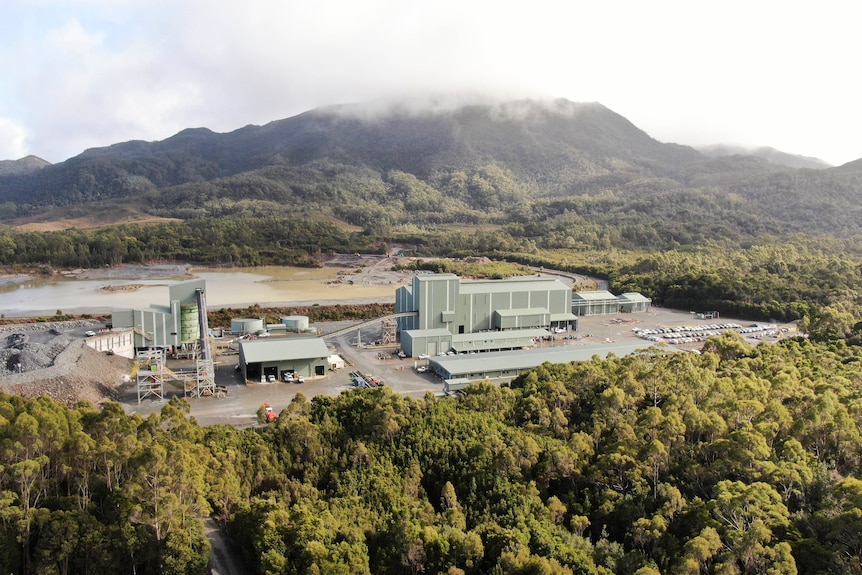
[
  {"left": 0, "top": 320, "right": 129, "bottom": 405},
  {"left": 0, "top": 323, "right": 87, "bottom": 377}
]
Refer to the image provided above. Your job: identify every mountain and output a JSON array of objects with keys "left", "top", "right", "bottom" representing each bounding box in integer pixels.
[
  {"left": 0, "top": 99, "right": 702, "bottom": 205},
  {"left": 833, "top": 157, "right": 862, "bottom": 173},
  {"left": 0, "top": 98, "right": 860, "bottom": 242},
  {"left": 0, "top": 155, "right": 50, "bottom": 176},
  {"left": 697, "top": 144, "right": 832, "bottom": 170}
]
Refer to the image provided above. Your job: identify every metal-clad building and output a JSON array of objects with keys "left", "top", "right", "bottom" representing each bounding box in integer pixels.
[
  {"left": 618, "top": 292, "right": 652, "bottom": 313},
  {"left": 572, "top": 290, "right": 652, "bottom": 316},
  {"left": 571, "top": 290, "right": 621, "bottom": 316},
  {"left": 434, "top": 342, "right": 672, "bottom": 385},
  {"left": 238, "top": 337, "right": 330, "bottom": 383},
  {"left": 395, "top": 274, "right": 577, "bottom": 357},
  {"left": 111, "top": 279, "right": 208, "bottom": 350},
  {"left": 396, "top": 274, "right": 460, "bottom": 332}
]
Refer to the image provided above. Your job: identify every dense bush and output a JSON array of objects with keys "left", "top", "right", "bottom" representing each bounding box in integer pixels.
[{"left": 4, "top": 336, "right": 862, "bottom": 573}]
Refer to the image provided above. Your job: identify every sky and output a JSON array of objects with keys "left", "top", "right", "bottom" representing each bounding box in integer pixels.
[{"left": 1, "top": 0, "right": 859, "bottom": 166}]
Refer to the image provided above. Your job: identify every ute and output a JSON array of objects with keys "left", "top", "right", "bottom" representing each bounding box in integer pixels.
[{"left": 282, "top": 370, "right": 305, "bottom": 383}]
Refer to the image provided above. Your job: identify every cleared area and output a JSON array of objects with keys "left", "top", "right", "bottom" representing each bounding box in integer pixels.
[{"left": 122, "top": 307, "right": 793, "bottom": 426}]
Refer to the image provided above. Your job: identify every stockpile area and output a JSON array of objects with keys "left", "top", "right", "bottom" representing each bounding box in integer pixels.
[
  {"left": 0, "top": 321, "right": 130, "bottom": 404},
  {"left": 2, "top": 330, "right": 72, "bottom": 374}
]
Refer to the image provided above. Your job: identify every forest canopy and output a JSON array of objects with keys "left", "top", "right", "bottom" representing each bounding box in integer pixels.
[{"left": 2, "top": 335, "right": 862, "bottom": 573}]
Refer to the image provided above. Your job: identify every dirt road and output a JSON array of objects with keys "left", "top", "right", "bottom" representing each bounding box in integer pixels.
[{"left": 204, "top": 518, "right": 248, "bottom": 575}]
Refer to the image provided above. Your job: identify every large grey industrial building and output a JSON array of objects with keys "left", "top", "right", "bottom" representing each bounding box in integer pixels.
[
  {"left": 112, "top": 279, "right": 209, "bottom": 353},
  {"left": 394, "top": 274, "right": 662, "bottom": 387},
  {"left": 432, "top": 342, "right": 668, "bottom": 390},
  {"left": 395, "top": 274, "right": 578, "bottom": 357}
]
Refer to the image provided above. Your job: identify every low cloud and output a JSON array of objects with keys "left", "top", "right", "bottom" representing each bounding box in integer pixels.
[
  {"left": 0, "top": 1, "right": 858, "bottom": 165},
  {"left": 0, "top": 118, "right": 28, "bottom": 161}
]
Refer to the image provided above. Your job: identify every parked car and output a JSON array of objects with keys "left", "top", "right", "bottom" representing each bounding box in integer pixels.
[{"left": 84, "top": 330, "right": 96, "bottom": 337}]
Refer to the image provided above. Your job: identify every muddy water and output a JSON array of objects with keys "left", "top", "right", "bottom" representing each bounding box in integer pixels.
[{"left": 0, "top": 266, "right": 397, "bottom": 318}]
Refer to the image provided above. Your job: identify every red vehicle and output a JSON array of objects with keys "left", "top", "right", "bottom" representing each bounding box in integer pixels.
[{"left": 262, "top": 403, "right": 276, "bottom": 423}]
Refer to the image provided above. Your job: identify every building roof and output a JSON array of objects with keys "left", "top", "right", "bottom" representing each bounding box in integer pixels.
[
  {"left": 113, "top": 305, "right": 172, "bottom": 315},
  {"left": 572, "top": 290, "right": 618, "bottom": 301},
  {"left": 415, "top": 273, "right": 459, "bottom": 282},
  {"left": 619, "top": 292, "right": 651, "bottom": 302},
  {"left": 550, "top": 312, "right": 578, "bottom": 321},
  {"left": 459, "top": 276, "right": 569, "bottom": 294},
  {"left": 451, "top": 328, "right": 549, "bottom": 344},
  {"left": 239, "top": 337, "right": 330, "bottom": 363},
  {"left": 495, "top": 307, "right": 550, "bottom": 317},
  {"left": 430, "top": 342, "right": 676, "bottom": 375},
  {"left": 403, "top": 328, "right": 453, "bottom": 338}
]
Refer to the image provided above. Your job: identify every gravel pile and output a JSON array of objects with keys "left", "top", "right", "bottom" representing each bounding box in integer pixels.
[
  {"left": 1, "top": 331, "right": 74, "bottom": 376},
  {"left": 3, "top": 348, "right": 50, "bottom": 373},
  {"left": 0, "top": 319, "right": 100, "bottom": 335},
  {"left": 0, "top": 320, "right": 130, "bottom": 405},
  {"left": 1, "top": 345, "right": 130, "bottom": 405}
]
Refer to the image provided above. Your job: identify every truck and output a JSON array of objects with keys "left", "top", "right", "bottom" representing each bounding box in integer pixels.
[{"left": 262, "top": 403, "right": 276, "bottom": 423}]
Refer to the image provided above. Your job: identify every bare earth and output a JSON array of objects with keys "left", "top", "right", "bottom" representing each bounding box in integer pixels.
[{"left": 12, "top": 204, "right": 181, "bottom": 232}]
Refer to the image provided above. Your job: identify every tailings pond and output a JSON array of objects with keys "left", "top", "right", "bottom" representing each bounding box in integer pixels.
[{"left": 0, "top": 266, "right": 398, "bottom": 317}]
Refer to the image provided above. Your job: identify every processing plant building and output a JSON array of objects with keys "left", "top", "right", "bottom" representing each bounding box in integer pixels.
[
  {"left": 111, "top": 279, "right": 209, "bottom": 353},
  {"left": 395, "top": 273, "right": 578, "bottom": 357},
  {"left": 433, "top": 342, "right": 669, "bottom": 390},
  {"left": 111, "top": 279, "right": 215, "bottom": 402}
]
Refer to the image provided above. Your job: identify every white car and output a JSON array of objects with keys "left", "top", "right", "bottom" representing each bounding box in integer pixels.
[{"left": 84, "top": 330, "right": 96, "bottom": 337}]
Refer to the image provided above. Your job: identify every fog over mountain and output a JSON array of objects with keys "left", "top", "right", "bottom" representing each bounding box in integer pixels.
[
  {"left": 697, "top": 145, "right": 833, "bottom": 170},
  {"left": 1, "top": 97, "right": 860, "bottom": 246}
]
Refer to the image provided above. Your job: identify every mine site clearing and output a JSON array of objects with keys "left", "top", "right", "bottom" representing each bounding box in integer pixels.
[
  {"left": 0, "top": 256, "right": 792, "bottom": 427},
  {"left": 1, "top": 306, "right": 789, "bottom": 428}
]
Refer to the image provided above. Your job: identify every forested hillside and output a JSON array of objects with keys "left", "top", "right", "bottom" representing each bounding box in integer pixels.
[
  {"left": 0, "top": 100, "right": 698, "bottom": 209},
  {"left": 1, "top": 99, "right": 860, "bottom": 240},
  {"left": 3, "top": 335, "right": 862, "bottom": 574},
  {"left": 1, "top": 98, "right": 860, "bottom": 324}
]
